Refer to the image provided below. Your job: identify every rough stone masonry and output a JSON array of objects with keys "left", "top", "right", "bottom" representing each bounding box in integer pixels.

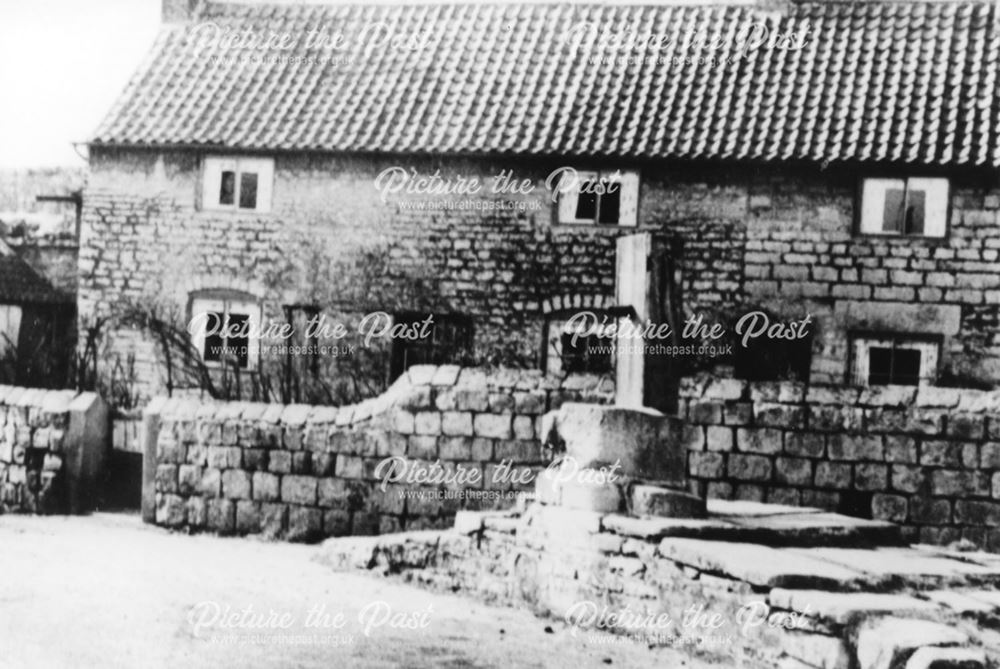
[{"left": 145, "top": 365, "right": 614, "bottom": 540}]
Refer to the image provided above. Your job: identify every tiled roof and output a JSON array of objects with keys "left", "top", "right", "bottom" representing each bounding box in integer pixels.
[
  {"left": 92, "top": 1, "right": 1000, "bottom": 167},
  {"left": 0, "top": 251, "right": 72, "bottom": 306}
]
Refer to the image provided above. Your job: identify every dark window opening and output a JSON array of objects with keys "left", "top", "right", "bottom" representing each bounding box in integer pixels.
[
  {"left": 733, "top": 320, "right": 813, "bottom": 383},
  {"left": 597, "top": 180, "right": 621, "bottom": 225},
  {"left": 568, "top": 174, "right": 622, "bottom": 225},
  {"left": 868, "top": 346, "right": 921, "bottom": 386},
  {"left": 219, "top": 171, "right": 236, "bottom": 205},
  {"left": 226, "top": 313, "right": 250, "bottom": 368},
  {"left": 390, "top": 313, "right": 474, "bottom": 380},
  {"left": 574, "top": 183, "right": 597, "bottom": 220},
  {"left": 239, "top": 172, "right": 258, "bottom": 209},
  {"left": 202, "top": 311, "right": 250, "bottom": 369},
  {"left": 559, "top": 330, "right": 614, "bottom": 374}
]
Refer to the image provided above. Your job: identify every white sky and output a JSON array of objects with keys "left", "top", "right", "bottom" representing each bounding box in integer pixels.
[{"left": 0, "top": 0, "right": 161, "bottom": 168}]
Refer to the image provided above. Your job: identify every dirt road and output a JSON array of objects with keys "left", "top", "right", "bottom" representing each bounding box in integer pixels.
[{"left": 0, "top": 513, "right": 730, "bottom": 669}]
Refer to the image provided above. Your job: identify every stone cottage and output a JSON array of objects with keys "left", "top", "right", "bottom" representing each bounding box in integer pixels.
[{"left": 83, "top": 0, "right": 1000, "bottom": 406}]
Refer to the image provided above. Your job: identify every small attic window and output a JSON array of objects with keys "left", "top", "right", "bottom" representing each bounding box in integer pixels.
[
  {"left": 202, "top": 156, "right": 273, "bottom": 212},
  {"left": 859, "top": 178, "right": 948, "bottom": 238},
  {"left": 555, "top": 169, "right": 639, "bottom": 226}
]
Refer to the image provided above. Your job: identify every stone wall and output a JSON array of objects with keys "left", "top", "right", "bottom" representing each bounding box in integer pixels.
[
  {"left": 145, "top": 365, "right": 613, "bottom": 540},
  {"left": 0, "top": 386, "right": 109, "bottom": 514},
  {"left": 681, "top": 376, "right": 1000, "bottom": 549},
  {"left": 82, "top": 146, "right": 1000, "bottom": 403}
]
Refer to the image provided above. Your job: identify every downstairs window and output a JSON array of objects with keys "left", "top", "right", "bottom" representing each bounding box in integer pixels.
[{"left": 851, "top": 335, "right": 939, "bottom": 387}]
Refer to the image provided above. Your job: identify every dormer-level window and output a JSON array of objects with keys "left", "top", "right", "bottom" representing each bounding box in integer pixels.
[
  {"left": 202, "top": 156, "right": 274, "bottom": 212},
  {"left": 859, "top": 177, "right": 948, "bottom": 238},
  {"left": 555, "top": 169, "right": 639, "bottom": 226}
]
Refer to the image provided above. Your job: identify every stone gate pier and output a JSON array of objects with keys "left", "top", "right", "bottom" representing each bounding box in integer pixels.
[{"left": 320, "top": 401, "right": 1000, "bottom": 669}]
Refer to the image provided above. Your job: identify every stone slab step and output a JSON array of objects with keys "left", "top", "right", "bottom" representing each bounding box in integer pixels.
[
  {"left": 658, "top": 538, "right": 874, "bottom": 589},
  {"left": 788, "top": 548, "right": 1000, "bottom": 588},
  {"left": 707, "top": 499, "right": 823, "bottom": 517},
  {"left": 922, "top": 590, "right": 999, "bottom": 615},
  {"left": 603, "top": 512, "right": 903, "bottom": 548},
  {"left": 603, "top": 514, "right": 735, "bottom": 541},
  {"left": 768, "top": 589, "right": 942, "bottom": 626},
  {"left": 721, "top": 512, "right": 904, "bottom": 547}
]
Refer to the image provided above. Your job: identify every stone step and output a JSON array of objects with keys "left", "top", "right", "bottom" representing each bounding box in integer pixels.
[
  {"left": 788, "top": 548, "right": 1000, "bottom": 589},
  {"left": 721, "top": 512, "right": 904, "bottom": 547},
  {"left": 658, "top": 538, "right": 875, "bottom": 589},
  {"left": 603, "top": 510, "right": 904, "bottom": 548},
  {"left": 768, "top": 589, "right": 942, "bottom": 626}
]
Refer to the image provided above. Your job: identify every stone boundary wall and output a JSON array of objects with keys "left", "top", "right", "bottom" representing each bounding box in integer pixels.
[
  {"left": 0, "top": 386, "right": 110, "bottom": 514},
  {"left": 681, "top": 377, "right": 1000, "bottom": 548},
  {"left": 145, "top": 366, "right": 614, "bottom": 541}
]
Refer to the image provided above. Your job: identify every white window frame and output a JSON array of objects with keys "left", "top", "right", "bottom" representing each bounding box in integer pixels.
[
  {"left": 851, "top": 336, "right": 939, "bottom": 387},
  {"left": 190, "top": 295, "right": 262, "bottom": 371},
  {"left": 202, "top": 156, "right": 274, "bottom": 212},
  {"left": 859, "top": 177, "right": 948, "bottom": 238},
  {"left": 556, "top": 169, "right": 639, "bottom": 227}
]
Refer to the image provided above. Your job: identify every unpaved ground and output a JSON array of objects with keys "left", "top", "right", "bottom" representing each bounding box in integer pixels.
[{"left": 0, "top": 514, "right": 733, "bottom": 669}]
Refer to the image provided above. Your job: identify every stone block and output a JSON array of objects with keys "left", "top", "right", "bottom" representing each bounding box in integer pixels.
[
  {"left": 261, "top": 503, "right": 287, "bottom": 538},
  {"left": 155, "top": 494, "right": 186, "bottom": 527},
  {"left": 221, "top": 470, "right": 251, "bottom": 500},
  {"left": 775, "top": 457, "right": 813, "bottom": 486},
  {"left": 281, "top": 475, "right": 317, "bottom": 505},
  {"left": 559, "top": 475, "right": 623, "bottom": 514},
  {"left": 706, "top": 426, "right": 734, "bottom": 451},
  {"left": 207, "top": 499, "right": 235, "bottom": 533},
  {"left": 441, "top": 411, "right": 473, "bottom": 437},
  {"left": 252, "top": 472, "right": 280, "bottom": 502},
  {"left": 688, "top": 452, "right": 724, "bottom": 479},
  {"left": 827, "top": 434, "right": 883, "bottom": 461},
  {"left": 287, "top": 506, "right": 323, "bottom": 542},
  {"left": 630, "top": 484, "right": 705, "bottom": 518},
  {"left": 779, "top": 632, "right": 850, "bottom": 669},
  {"left": 268, "top": 450, "right": 292, "bottom": 474},
  {"left": 235, "top": 500, "right": 261, "bottom": 534},
  {"left": 727, "top": 454, "right": 772, "bottom": 482},
  {"left": 737, "top": 428, "right": 783, "bottom": 454},
  {"left": 414, "top": 412, "right": 441, "bottom": 435},
  {"left": 856, "top": 617, "right": 968, "bottom": 669},
  {"left": 545, "top": 403, "right": 685, "bottom": 484},
  {"left": 473, "top": 414, "right": 512, "bottom": 439}
]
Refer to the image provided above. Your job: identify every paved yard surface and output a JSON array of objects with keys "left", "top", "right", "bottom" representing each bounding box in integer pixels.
[{"left": 0, "top": 514, "right": 727, "bottom": 669}]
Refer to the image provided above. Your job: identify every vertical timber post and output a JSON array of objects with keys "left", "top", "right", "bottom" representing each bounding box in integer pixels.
[{"left": 615, "top": 233, "right": 682, "bottom": 414}]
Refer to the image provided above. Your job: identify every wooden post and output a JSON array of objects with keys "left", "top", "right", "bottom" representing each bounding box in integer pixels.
[{"left": 614, "top": 233, "right": 682, "bottom": 414}]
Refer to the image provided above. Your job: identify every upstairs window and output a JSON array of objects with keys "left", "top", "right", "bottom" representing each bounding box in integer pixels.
[
  {"left": 556, "top": 169, "right": 639, "bottom": 226},
  {"left": 202, "top": 156, "right": 274, "bottom": 212},
  {"left": 389, "top": 313, "right": 474, "bottom": 380},
  {"left": 859, "top": 178, "right": 948, "bottom": 238},
  {"left": 189, "top": 293, "right": 262, "bottom": 371},
  {"left": 851, "top": 335, "right": 939, "bottom": 387}
]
